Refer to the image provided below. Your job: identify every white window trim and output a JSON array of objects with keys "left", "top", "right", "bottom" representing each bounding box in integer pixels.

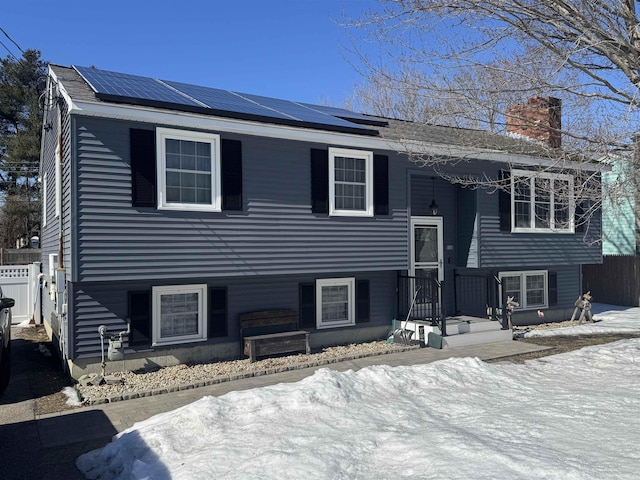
[
  {"left": 152, "top": 284, "right": 208, "bottom": 346},
  {"left": 498, "top": 270, "right": 548, "bottom": 310},
  {"left": 316, "top": 277, "right": 356, "bottom": 329},
  {"left": 42, "top": 172, "right": 47, "bottom": 228},
  {"left": 511, "top": 169, "right": 574, "bottom": 233},
  {"left": 328, "top": 147, "right": 374, "bottom": 217},
  {"left": 156, "top": 127, "right": 222, "bottom": 212}
]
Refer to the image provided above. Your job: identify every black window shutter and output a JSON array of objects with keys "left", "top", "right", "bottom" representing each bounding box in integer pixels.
[
  {"left": 209, "top": 287, "right": 228, "bottom": 338},
  {"left": 128, "top": 291, "right": 151, "bottom": 346},
  {"left": 130, "top": 129, "right": 156, "bottom": 207},
  {"left": 221, "top": 139, "right": 243, "bottom": 211},
  {"left": 299, "top": 283, "right": 316, "bottom": 328},
  {"left": 499, "top": 169, "right": 511, "bottom": 232},
  {"left": 548, "top": 272, "right": 558, "bottom": 306},
  {"left": 311, "top": 149, "right": 329, "bottom": 214},
  {"left": 373, "top": 154, "right": 389, "bottom": 215},
  {"left": 575, "top": 201, "right": 585, "bottom": 233},
  {"left": 356, "top": 280, "right": 370, "bottom": 323}
]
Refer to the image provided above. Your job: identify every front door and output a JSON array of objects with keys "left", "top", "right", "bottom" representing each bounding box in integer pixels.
[{"left": 410, "top": 217, "right": 444, "bottom": 318}]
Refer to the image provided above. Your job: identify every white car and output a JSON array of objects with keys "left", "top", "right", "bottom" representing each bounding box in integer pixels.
[{"left": 0, "top": 287, "right": 15, "bottom": 393}]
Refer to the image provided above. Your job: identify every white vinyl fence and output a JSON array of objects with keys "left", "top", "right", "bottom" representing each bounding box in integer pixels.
[{"left": 0, "top": 262, "right": 41, "bottom": 325}]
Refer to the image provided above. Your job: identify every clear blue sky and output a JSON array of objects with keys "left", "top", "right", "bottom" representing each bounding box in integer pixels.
[{"left": 2, "top": 0, "right": 378, "bottom": 106}]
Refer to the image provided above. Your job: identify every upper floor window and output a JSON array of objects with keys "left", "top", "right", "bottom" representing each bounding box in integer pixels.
[
  {"left": 511, "top": 170, "right": 574, "bottom": 233},
  {"left": 156, "top": 128, "right": 221, "bottom": 212},
  {"left": 329, "top": 147, "right": 373, "bottom": 217}
]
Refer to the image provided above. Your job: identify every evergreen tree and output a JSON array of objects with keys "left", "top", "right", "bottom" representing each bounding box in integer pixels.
[{"left": 0, "top": 49, "right": 47, "bottom": 248}]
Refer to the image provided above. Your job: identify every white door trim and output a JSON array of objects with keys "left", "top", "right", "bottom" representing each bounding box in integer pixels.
[{"left": 410, "top": 216, "right": 444, "bottom": 281}]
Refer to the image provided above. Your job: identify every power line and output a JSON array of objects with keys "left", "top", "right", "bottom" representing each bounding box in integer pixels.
[
  {"left": 0, "top": 27, "right": 24, "bottom": 54},
  {"left": 0, "top": 38, "right": 17, "bottom": 61}
]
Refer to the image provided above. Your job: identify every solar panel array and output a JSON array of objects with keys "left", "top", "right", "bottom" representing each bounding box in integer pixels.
[
  {"left": 74, "top": 67, "right": 202, "bottom": 107},
  {"left": 74, "top": 66, "right": 384, "bottom": 134},
  {"left": 301, "top": 103, "right": 388, "bottom": 127},
  {"left": 162, "top": 80, "right": 296, "bottom": 120}
]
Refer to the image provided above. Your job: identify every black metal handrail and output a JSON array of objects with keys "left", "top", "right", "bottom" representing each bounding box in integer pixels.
[
  {"left": 397, "top": 272, "right": 446, "bottom": 336},
  {"left": 454, "top": 270, "right": 512, "bottom": 330}
]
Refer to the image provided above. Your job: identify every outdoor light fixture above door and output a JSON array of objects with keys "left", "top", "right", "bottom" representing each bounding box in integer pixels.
[{"left": 429, "top": 178, "right": 439, "bottom": 216}]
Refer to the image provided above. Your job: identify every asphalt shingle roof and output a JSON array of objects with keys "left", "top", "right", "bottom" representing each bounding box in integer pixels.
[{"left": 50, "top": 64, "right": 553, "bottom": 159}]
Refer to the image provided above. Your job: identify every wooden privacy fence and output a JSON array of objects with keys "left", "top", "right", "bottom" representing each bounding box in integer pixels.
[{"left": 582, "top": 255, "right": 640, "bottom": 307}]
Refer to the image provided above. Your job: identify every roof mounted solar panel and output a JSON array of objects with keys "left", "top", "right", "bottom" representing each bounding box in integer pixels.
[
  {"left": 73, "top": 65, "right": 380, "bottom": 135},
  {"left": 301, "top": 103, "right": 389, "bottom": 127},
  {"left": 240, "top": 93, "right": 378, "bottom": 133},
  {"left": 162, "top": 80, "right": 295, "bottom": 121},
  {"left": 74, "top": 66, "right": 202, "bottom": 107}
]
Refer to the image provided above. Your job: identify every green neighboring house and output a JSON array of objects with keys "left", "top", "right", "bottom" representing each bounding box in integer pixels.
[{"left": 602, "top": 158, "right": 638, "bottom": 255}]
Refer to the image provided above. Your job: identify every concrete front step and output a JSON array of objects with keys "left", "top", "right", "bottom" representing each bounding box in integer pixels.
[
  {"left": 401, "top": 318, "right": 505, "bottom": 336},
  {"left": 399, "top": 318, "right": 513, "bottom": 349},
  {"left": 440, "top": 328, "right": 513, "bottom": 348}
]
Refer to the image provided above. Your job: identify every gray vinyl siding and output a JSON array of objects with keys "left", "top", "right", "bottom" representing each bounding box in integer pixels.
[
  {"left": 63, "top": 112, "right": 602, "bottom": 358},
  {"left": 419, "top": 159, "right": 602, "bottom": 268},
  {"left": 40, "top": 91, "right": 59, "bottom": 269},
  {"left": 555, "top": 264, "right": 582, "bottom": 306},
  {"left": 476, "top": 185, "right": 601, "bottom": 267},
  {"left": 73, "top": 117, "right": 408, "bottom": 283},
  {"left": 454, "top": 264, "right": 581, "bottom": 317},
  {"left": 71, "top": 271, "right": 396, "bottom": 359},
  {"left": 497, "top": 264, "right": 581, "bottom": 307},
  {"left": 40, "top": 94, "right": 57, "bottom": 332},
  {"left": 40, "top": 86, "right": 73, "bottom": 347}
]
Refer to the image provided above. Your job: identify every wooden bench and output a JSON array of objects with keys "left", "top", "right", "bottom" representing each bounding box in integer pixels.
[{"left": 239, "top": 309, "right": 310, "bottom": 362}]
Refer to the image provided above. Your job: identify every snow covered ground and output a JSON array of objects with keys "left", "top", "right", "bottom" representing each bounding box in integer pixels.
[
  {"left": 525, "top": 303, "right": 640, "bottom": 337},
  {"left": 77, "top": 304, "right": 640, "bottom": 479}
]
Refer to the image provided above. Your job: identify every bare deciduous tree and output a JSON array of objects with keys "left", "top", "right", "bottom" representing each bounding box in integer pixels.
[{"left": 344, "top": 1, "right": 640, "bottom": 237}]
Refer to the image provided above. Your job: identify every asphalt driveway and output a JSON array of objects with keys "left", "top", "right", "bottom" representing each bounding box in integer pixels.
[{"left": 0, "top": 326, "right": 113, "bottom": 480}]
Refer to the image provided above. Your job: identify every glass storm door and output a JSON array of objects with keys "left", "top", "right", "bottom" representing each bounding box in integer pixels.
[{"left": 410, "top": 217, "right": 444, "bottom": 317}]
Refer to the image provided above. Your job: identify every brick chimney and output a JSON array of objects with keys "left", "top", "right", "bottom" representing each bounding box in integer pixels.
[{"left": 506, "top": 96, "right": 561, "bottom": 148}]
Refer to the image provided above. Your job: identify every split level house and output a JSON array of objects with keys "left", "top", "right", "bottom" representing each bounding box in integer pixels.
[{"left": 40, "top": 66, "right": 603, "bottom": 379}]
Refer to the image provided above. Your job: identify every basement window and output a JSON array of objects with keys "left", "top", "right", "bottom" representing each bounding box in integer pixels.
[
  {"left": 152, "top": 284, "right": 208, "bottom": 346},
  {"left": 316, "top": 277, "right": 356, "bottom": 329},
  {"left": 499, "top": 270, "right": 548, "bottom": 310}
]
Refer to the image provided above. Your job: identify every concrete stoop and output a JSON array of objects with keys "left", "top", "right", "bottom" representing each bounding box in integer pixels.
[{"left": 401, "top": 316, "right": 512, "bottom": 349}]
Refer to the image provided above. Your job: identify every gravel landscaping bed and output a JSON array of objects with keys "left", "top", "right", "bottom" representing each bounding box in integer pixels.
[
  {"left": 76, "top": 341, "right": 418, "bottom": 405},
  {"left": 24, "top": 318, "right": 640, "bottom": 412}
]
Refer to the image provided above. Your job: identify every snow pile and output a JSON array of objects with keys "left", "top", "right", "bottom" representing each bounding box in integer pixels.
[
  {"left": 63, "top": 387, "right": 84, "bottom": 407},
  {"left": 525, "top": 303, "right": 640, "bottom": 337},
  {"left": 77, "top": 338, "right": 640, "bottom": 479}
]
